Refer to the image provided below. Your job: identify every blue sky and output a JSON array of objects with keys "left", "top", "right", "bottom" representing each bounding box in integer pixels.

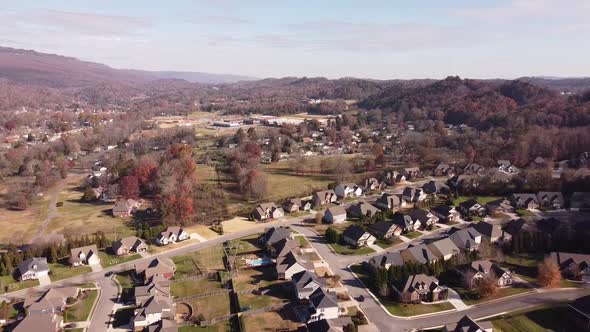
[{"left": 0, "top": 0, "right": 589, "bottom": 79}]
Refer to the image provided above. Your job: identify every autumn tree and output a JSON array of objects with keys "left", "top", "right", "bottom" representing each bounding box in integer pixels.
[
  {"left": 477, "top": 276, "right": 498, "bottom": 298},
  {"left": 242, "top": 169, "right": 267, "bottom": 200},
  {"left": 119, "top": 175, "right": 140, "bottom": 199},
  {"left": 537, "top": 259, "right": 561, "bottom": 288}
]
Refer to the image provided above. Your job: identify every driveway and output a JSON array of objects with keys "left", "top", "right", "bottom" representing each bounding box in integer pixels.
[
  {"left": 90, "top": 263, "right": 103, "bottom": 273},
  {"left": 38, "top": 275, "right": 51, "bottom": 286}
]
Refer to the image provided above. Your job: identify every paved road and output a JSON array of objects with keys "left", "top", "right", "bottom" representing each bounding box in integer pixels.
[
  {"left": 88, "top": 275, "right": 118, "bottom": 332},
  {"left": 291, "top": 224, "right": 590, "bottom": 331}
]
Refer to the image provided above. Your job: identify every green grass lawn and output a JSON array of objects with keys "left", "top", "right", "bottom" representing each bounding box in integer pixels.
[
  {"left": 454, "top": 286, "right": 531, "bottom": 305},
  {"left": 515, "top": 209, "right": 536, "bottom": 217},
  {"left": 295, "top": 235, "right": 311, "bottom": 248},
  {"left": 453, "top": 196, "right": 502, "bottom": 206},
  {"left": 179, "top": 322, "right": 231, "bottom": 332},
  {"left": 49, "top": 263, "right": 92, "bottom": 282},
  {"left": 329, "top": 242, "right": 375, "bottom": 255},
  {"left": 403, "top": 231, "right": 422, "bottom": 239},
  {"left": 375, "top": 237, "right": 404, "bottom": 249},
  {"left": 228, "top": 234, "right": 262, "bottom": 254},
  {"left": 64, "top": 290, "right": 98, "bottom": 322},
  {"left": 0, "top": 275, "right": 39, "bottom": 294},
  {"left": 490, "top": 306, "right": 579, "bottom": 332},
  {"left": 383, "top": 300, "right": 455, "bottom": 317},
  {"left": 98, "top": 251, "right": 140, "bottom": 268},
  {"left": 171, "top": 277, "right": 222, "bottom": 298}
]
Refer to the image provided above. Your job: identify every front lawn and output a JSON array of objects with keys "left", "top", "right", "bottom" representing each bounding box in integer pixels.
[
  {"left": 454, "top": 286, "right": 531, "bottom": 305},
  {"left": 515, "top": 209, "right": 536, "bottom": 217},
  {"left": 403, "top": 231, "right": 422, "bottom": 239},
  {"left": 64, "top": 290, "right": 98, "bottom": 322},
  {"left": 98, "top": 251, "right": 140, "bottom": 268},
  {"left": 49, "top": 263, "right": 92, "bottom": 282},
  {"left": 453, "top": 196, "right": 502, "bottom": 206},
  {"left": 375, "top": 237, "right": 404, "bottom": 249},
  {"left": 383, "top": 301, "right": 455, "bottom": 317},
  {"left": 0, "top": 275, "right": 39, "bottom": 294},
  {"left": 329, "top": 242, "right": 375, "bottom": 255}
]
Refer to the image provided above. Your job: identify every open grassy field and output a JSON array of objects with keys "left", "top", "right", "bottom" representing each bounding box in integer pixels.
[
  {"left": 64, "top": 290, "right": 98, "bottom": 322},
  {"left": 241, "top": 310, "right": 302, "bottom": 332},
  {"left": 221, "top": 217, "right": 259, "bottom": 234},
  {"left": 490, "top": 305, "right": 578, "bottom": 332},
  {"left": 46, "top": 175, "right": 136, "bottom": 239},
  {"left": 453, "top": 196, "right": 502, "bottom": 206},
  {"left": 329, "top": 242, "right": 375, "bottom": 255},
  {"left": 233, "top": 267, "right": 285, "bottom": 292},
  {"left": 184, "top": 224, "right": 220, "bottom": 240},
  {"left": 179, "top": 323, "right": 231, "bottom": 332},
  {"left": 49, "top": 263, "right": 92, "bottom": 282},
  {"left": 228, "top": 234, "right": 262, "bottom": 254},
  {"left": 261, "top": 161, "right": 333, "bottom": 202}
]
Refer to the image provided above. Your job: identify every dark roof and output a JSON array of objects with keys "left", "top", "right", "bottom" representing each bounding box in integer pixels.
[
  {"left": 431, "top": 205, "right": 454, "bottom": 216},
  {"left": 392, "top": 212, "right": 414, "bottom": 228},
  {"left": 570, "top": 295, "right": 590, "bottom": 317},
  {"left": 342, "top": 225, "right": 368, "bottom": 242},
  {"left": 445, "top": 315, "right": 493, "bottom": 332},
  {"left": 262, "top": 226, "right": 291, "bottom": 245},
  {"left": 368, "top": 221, "right": 396, "bottom": 234},
  {"left": 471, "top": 221, "right": 502, "bottom": 239},
  {"left": 407, "top": 209, "right": 431, "bottom": 223},
  {"left": 309, "top": 287, "right": 338, "bottom": 309},
  {"left": 18, "top": 257, "right": 49, "bottom": 275},
  {"left": 371, "top": 252, "right": 404, "bottom": 268},
  {"left": 458, "top": 198, "right": 480, "bottom": 210},
  {"left": 402, "top": 274, "right": 439, "bottom": 293}
]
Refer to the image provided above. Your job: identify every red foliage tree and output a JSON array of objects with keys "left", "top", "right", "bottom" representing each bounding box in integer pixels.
[{"left": 119, "top": 175, "right": 140, "bottom": 199}]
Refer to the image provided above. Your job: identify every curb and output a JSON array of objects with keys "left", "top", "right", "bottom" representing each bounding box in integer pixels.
[{"left": 347, "top": 263, "right": 457, "bottom": 320}]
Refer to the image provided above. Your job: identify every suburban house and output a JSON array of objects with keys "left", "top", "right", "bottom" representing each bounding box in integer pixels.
[
  {"left": 135, "top": 278, "right": 171, "bottom": 306},
  {"left": 448, "top": 227, "right": 482, "bottom": 251},
  {"left": 458, "top": 199, "right": 486, "bottom": 217},
  {"left": 430, "top": 205, "right": 459, "bottom": 223},
  {"left": 291, "top": 270, "right": 328, "bottom": 300},
  {"left": 324, "top": 206, "right": 347, "bottom": 224},
  {"left": 112, "top": 236, "right": 148, "bottom": 256},
  {"left": 334, "top": 183, "right": 363, "bottom": 199},
  {"left": 443, "top": 315, "right": 493, "bottom": 332},
  {"left": 402, "top": 167, "right": 422, "bottom": 179},
  {"left": 260, "top": 226, "right": 294, "bottom": 246},
  {"left": 276, "top": 250, "right": 311, "bottom": 280},
  {"left": 312, "top": 190, "right": 338, "bottom": 207},
  {"left": 13, "top": 312, "right": 62, "bottom": 332},
  {"left": 470, "top": 221, "right": 506, "bottom": 244},
  {"left": 550, "top": 252, "right": 590, "bottom": 281},
  {"left": 537, "top": 192, "right": 565, "bottom": 209},
  {"left": 69, "top": 245, "right": 101, "bottom": 266},
  {"left": 509, "top": 193, "right": 539, "bottom": 210},
  {"left": 569, "top": 295, "right": 590, "bottom": 331},
  {"left": 369, "top": 252, "right": 404, "bottom": 270},
  {"left": 375, "top": 193, "right": 406, "bottom": 210},
  {"left": 422, "top": 181, "right": 450, "bottom": 195},
  {"left": 18, "top": 257, "right": 50, "bottom": 281},
  {"left": 112, "top": 198, "right": 141, "bottom": 217},
  {"left": 455, "top": 260, "right": 513, "bottom": 289},
  {"left": 341, "top": 225, "right": 376, "bottom": 248},
  {"left": 368, "top": 221, "right": 401, "bottom": 239},
  {"left": 407, "top": 209, "right": 439, "bottom": 228},
  {"left": 401, "top": 187, "right": 427, "bottom": 203},
  {"left": 463, "top": 163, "right": 486, "bottom": 176},
  {"left": 306, "top": 317, "right": 354, "bottom": 332},
  {"left": 132, "top": 294, "right": 175, "bottom": 330},
  {"left": 25, "top": 287, "right": 79, "bottom": 315},
  {"left": 155, "top": 226, "right": 190, "bottom": 246},
  {"left": 396, "top": 274, "right": 446, "bottom": 303},
  {"left": 448, "top": 174, "right": 479, "bottom": 190},
  {"left": 145, "top": 319, "right": 177, "bottom": 332},
  {"left": 530, "top": 156, "right": 546, "bottom": 168},
  {"left": 135, "top": 258, "right": 177, "bottom": 281},
  {"left": 283, "top": 198, "right": 311, "bottom": 213},
  {"left": 252, "top": 202, "right": 285, "bottom": 221},
  {"left": 347, "top": 202, "right": 380, "bottom": 218},
  {"left": 485, "top": 198, "right": 514, "bottom": 215},
  {"left": 400, "top": 244, "right": 438, "bottom": 264},
  {"left": 364, "top": 177, "right": 385, "bottom": 191},
  {"left": 497, "top": 160, "right": 519, "bottom": 175},
  {"left": 269, "top": 238, "right": 299, "bottom": 258},
  {"left": 571, "top": 192, "right": 590, "bottom": 211},
  {"left": 392, "top": 212, "right": 421, "bottom": 232},
  {"left": 387, "top": 171, "right": 407, "bottom": 184},
  {"left": 306, "top": 287, "right": 340, "bottom": 323},
  {"left": 434, "top": 163, "right": 456, "bottom": 177},
  {"left": 427, "top": 238, "right": 460, "bottom": 261}
]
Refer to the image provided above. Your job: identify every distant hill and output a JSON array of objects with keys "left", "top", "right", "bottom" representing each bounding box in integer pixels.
[
  {"left": 0, "top": 46, "right": 255, "bottom": 88},
  {"left": 518, "top": 76, "right": 590, "bottom": 93}
]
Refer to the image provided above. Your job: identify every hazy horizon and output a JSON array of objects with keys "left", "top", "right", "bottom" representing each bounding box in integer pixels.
[{"left": 1, "top": 0, "right": 589, "bottom": 80}]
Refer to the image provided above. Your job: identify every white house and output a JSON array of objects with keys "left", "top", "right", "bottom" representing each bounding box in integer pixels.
[
  {"left": 69, "top": 245, "right": 100, "bottom": 266},
  {"left": 307, "top": 288, "right": 340, "bottom": 323},
  {"left": 155, "top": 226, "right": 190, "bottom": 246},
  {"left": 18, "top": 258, "right": 50, "bottom": 281},
  {"left": 334, "top": 183, "right": 363, "bottom": 199}
]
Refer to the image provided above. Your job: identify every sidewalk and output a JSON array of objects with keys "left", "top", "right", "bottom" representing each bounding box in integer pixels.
[{"left": 367, "top": 243, "right": 385, "bottom": 253}]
